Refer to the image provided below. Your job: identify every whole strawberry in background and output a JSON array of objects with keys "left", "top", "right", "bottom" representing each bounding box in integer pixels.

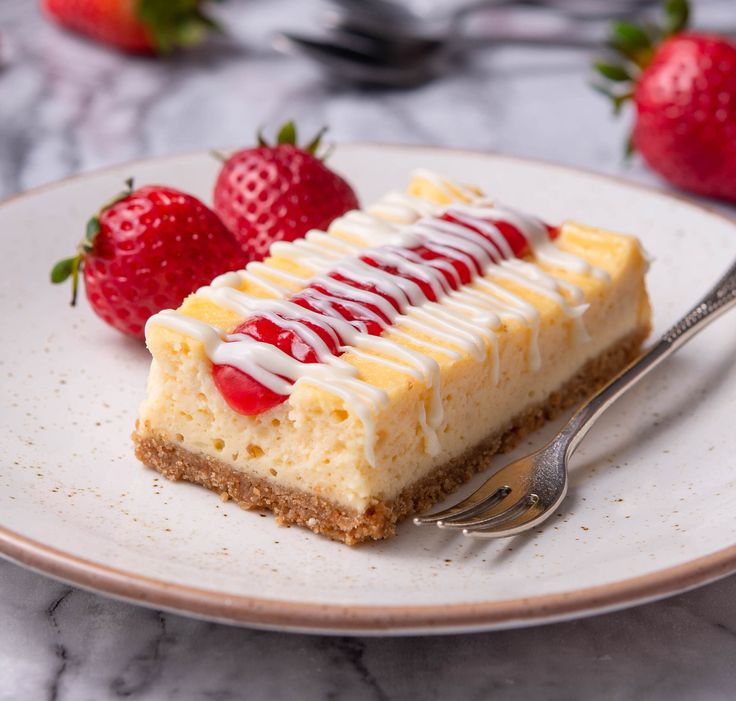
[
  {"left": 41, "top": 0, "right": 221, "bottom": 54},
  {"left": 593, "top": 0, "right": 736, "bottom": 203},
  {"left": 214, "top": 122, "right": 360, "bottom": 262},
  {"left": 51, "top": 182, "right": 249, "bottom": 339}
]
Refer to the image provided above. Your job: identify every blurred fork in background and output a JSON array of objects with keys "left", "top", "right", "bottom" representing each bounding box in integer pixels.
[{"left": 274, "top": 0, "right": 661, "bottom": 86}]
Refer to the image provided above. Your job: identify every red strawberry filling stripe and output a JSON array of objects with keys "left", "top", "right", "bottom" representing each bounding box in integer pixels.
[{"left": 213, "top": 212, "right": 559, "bottom": 416}]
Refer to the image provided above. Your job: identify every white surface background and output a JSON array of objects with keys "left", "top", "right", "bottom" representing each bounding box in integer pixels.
[{"left": 2, "top": 1, "right": 736, "bottom": 699}]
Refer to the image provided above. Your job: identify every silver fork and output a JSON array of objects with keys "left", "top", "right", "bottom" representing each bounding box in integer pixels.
[
  {"left": 415, "top": 257, "right": 736, "bottom": 539},
  {"left": 274, "top": 0, "right": 659, "bottom": 87}
]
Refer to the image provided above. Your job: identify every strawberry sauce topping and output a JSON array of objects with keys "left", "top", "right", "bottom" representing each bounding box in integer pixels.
[{"left": 212, "top": 211, "right": 559, "bottom": 415}]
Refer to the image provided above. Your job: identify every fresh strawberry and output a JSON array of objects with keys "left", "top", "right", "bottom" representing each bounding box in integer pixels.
[
  {"left": 213, "top": 122, "right": 360, "bottom": 262},
  {"left": 50, "top": 181, "right": 249, "bottom": 339},
  {"left": 41, "top": 0, "right": 220, "bottom": 54},
  {"left": 593, "top": 0, "right": 736, "bottom": 202}
]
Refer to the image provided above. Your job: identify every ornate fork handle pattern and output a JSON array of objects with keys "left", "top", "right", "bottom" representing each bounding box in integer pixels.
[
  {"left": 663, "top": 259, "right": 736, "bottom": 344},
  {"left": 562, "top": 258, "right": 736, "bottom": 455}
]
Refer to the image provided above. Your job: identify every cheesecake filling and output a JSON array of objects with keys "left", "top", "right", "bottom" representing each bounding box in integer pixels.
[{"left": 147, "top": 200, "right": 603, "bottom": 466}]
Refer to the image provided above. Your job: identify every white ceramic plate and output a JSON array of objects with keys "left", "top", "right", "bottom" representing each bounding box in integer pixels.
[{"left": 2, "top": 145, "right": 736, "bottom": 635}]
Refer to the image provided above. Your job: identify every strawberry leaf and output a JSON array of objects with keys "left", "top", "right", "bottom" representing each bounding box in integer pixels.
[
  {"left": 594, "top": 61, "right": 632, "bottom": 82},
  {"left": 136, "top": 0, "right": 222, "bottom": 54},
  {"left": 664, "top": 0, "right": 689, "bottom": 36},
  {"left": 601, "top": 2, "right": 690, "bottom": 74},
  {"left": 612, "top": 21, "right": 652, "bottom": 51},
  {"left": 304, "top": 126, "right": 328, "bottom": 156},
  {"left": 50, "top": 253, "right": 83, "bottom": 306},
  {"left": 50, "top": 257, "right": 76, "bottom": 284},
  {"left": 608, "top": 40, "right": 645, "bottom": 67},
  {"left": 590, "top": 82, "right": 633, "bottom": 114},
  {"left": 276, "top": 121, "right": 297, "bottom": 146},
  {"left": 85, "top": 216, "right": 101, "bottom": 249},
  {"left": 612, "top": 91, "right": 634, "bottom": 115},
  {"left": 255, "top": 122, "right": 333, "bottom": 158},
  {"left": 608, "top": 23, "right": 655, "bottom": 69}
]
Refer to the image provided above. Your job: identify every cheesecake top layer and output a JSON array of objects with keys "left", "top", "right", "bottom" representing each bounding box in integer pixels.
[{"left": 145, "top": 171, "right": 627, "bottom": 466}]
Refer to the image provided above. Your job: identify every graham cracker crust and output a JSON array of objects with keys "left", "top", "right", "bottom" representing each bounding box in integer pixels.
[{"left": 133, "top": 327, "right": 648, "bottom": 545}]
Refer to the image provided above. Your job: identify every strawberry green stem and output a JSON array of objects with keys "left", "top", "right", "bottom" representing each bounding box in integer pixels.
[
  {"left": 50, "top": 179, "right": 135, "bottom": 306},
  {"left": 592, "top": 0, "right": 691, "bottom": 122},
  {"left": 135, "top": 0, "right": 223, "bottom": 54},
  {"left": 255, "top": 121, "right": 331, "bottom": 158}
]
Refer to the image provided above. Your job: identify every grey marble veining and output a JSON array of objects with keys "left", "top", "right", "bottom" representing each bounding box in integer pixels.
[
  {"left": 2, "top": 1, "right": 736, "bottom": 699},
  {"left": 4, "top": 561, "right": 736, "bottom": 700}
]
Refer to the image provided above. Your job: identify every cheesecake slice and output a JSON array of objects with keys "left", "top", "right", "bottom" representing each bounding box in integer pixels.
[{"left": 134, "top": 171, "right": 652, "bottom": 544}]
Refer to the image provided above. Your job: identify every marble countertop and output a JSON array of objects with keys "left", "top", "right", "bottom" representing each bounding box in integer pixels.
[{"left": 2, "top": 1, "right": 736, "bottom": 699}]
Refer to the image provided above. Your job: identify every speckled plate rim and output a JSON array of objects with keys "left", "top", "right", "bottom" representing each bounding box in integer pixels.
[
  {"left": 2, "top": 144, "right": 736, "bottom": 635},
  {"left": 2, "top": 525, "right": 736, "bottom": 635}
]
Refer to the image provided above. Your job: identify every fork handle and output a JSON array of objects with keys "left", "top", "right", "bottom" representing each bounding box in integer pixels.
[{"left": 559, "top": 257, "right": 736, "bottom": 456}]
